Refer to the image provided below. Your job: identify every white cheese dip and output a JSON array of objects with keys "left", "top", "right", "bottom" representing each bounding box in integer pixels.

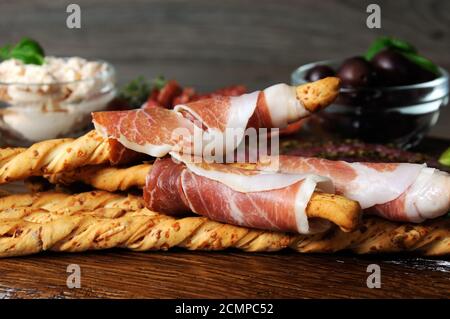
[{"left": 0, "top": 57, "right": 115, "bottom": 144}]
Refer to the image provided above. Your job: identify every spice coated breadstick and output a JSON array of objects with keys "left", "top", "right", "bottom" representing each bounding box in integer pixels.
[
  {"left": 0, "top": 190, "right": 145, "bottom": 212},
  {"left": 0, "top": 203, "right": 447, "bottom": 257},
  {"left": 0, "top": 130, "right": 143, "bottom": 184},
  {"left": 45, "top": 164, "right": 150, "bottom": 192}
]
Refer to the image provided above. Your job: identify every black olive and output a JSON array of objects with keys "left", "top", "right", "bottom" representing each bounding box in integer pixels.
[
  {"left": 305, "top": 65, "right": 336, "bottom": 82},
  {"left": 371, "top": 49, "right": 436, "bottom": 86},
  {"left": 337, "top": 56, "right": 376, "bottom": 88}
]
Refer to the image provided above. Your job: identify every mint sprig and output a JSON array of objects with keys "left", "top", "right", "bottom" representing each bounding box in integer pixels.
[{"left": 0, "top": 38, "right": 45, "bottom": 65}]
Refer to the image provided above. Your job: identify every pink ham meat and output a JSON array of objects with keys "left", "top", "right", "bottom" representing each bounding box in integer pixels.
[
  {"left": 92, "top": 84, "right": 311, "bottom": 158},
  {"left": 257, "top": 156, "right": 450, "bottom": 223},
  {"left": 144, "top": 157, "right": 334, "bottom": 234},
  {"left": 93, "top": 107, "right": 196, "bottom": 157}
]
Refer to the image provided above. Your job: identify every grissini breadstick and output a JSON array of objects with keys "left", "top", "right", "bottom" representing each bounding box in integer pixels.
[
  {"left": 291, "top": 216, "right": 450, "bottom": 256},
  {"left": 0, "top": 130, "right": 143, "bottom": 184},
  {"left": 0, "top": 209, "right": 292, "bottom": 257},
  {"left": 0, "top": 190, "right": 145, "bottom": 212},
  {"left": 0, "top": 190, "right": 360, "bottom": 233},
  {"left": 0, "top": 207, "right": 447, "bottom": 257},
  {"left": 46, "top": 164, "right": 150, "bottom": 192}
]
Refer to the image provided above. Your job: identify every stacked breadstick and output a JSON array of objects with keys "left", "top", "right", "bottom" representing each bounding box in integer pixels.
[
  {"left": 0, "top": 131, "right": 448, "bottom": 257},
  {"left": 0, "top": 190, "right": 447, "bottom": 257}
]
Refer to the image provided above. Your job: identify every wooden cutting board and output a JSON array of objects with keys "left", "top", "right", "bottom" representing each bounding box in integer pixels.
[{"left": 0, "top": 137, "right": 449, "bottom": 299}]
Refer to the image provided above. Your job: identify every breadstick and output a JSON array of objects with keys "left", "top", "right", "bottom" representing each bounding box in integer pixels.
[
  {"left": 0, "top": 208, "right": 292, "bottom": 257},
  {"left": 0, "top": 130, "right": 143, "bottom": 184},
  {"left": 0, "top": 190, "right": 145, "bottom": 212},
  {"left": 0, "top": 205, "right": 447, "bottom": 257},
  {"left": 291, "top": 216, "right": 450, "bottom": 256},
  {"left": 46, "top": 164, "right": 150, "bottom": 192},
  {"left": 296, "top": 77, "right": 340, "bottom": 112}
]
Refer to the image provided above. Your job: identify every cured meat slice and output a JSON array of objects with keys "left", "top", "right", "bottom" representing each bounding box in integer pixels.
[
  {"left": 93, "top": 107, "right": 196, "bottom": 157},
  {"left": 144, "top": 157, "right": 334, "bottom": 234},
  {"left": 93, "top": 78, "right": 340, "bottom": 158},
  {"left": 257, "top": 155, "right": 450, "bottom": 222}
]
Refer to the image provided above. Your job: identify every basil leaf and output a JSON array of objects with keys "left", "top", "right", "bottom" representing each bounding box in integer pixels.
[
  {"left": 9, "top": 51, "right": 44, "bottom": 65},
  {"left": 401, "top": 51, "right": 440, "bottom": 75},
  {"left": 438, "top": 147, "right": 450, "bottom": 167},
  {"left": 0, "top": 37, "right": 45, "bottom": 65},
  {"left": 387, "top": 37, "right": 416, "bottom": 54},
  {"left": 0, "top": 44, "right": 12, "bottom": 60},
  {"left": 365, "top": 36, "right": 416, "bottom": 60},
  {"left": 14, "top": 38, "right": 45, "bottom": 57}
]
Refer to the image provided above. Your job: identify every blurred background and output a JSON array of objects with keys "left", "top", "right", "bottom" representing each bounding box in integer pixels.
[{"left": 1, "top": 0, "right": 449, "bottom": 137}]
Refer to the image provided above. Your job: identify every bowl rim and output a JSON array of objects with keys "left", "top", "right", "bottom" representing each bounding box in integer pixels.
[
  {"left": 291, "top": 58, "right": 449, "bottom": 93},
  {"left": 0, "top": 58, "right": 115, "bottom": 86}
]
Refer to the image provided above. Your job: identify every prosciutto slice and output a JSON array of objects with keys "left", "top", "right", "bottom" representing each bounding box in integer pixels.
[
  {"left": 257, "top": 156, "right": 450, "bottom": 223},
  {"left": 93, "top": 83, "right": 315, "bottom": 158},
  {"left": 144, "top": 156, "right": 334, "bottom": 234}
]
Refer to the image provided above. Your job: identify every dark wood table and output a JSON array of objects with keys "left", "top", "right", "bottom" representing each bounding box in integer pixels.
[
  {"left": 0, "top": 250, "right": 449, "bottom": 298},
  {"left": 0, "top": 137, "right": 449, "bottom": 299}
]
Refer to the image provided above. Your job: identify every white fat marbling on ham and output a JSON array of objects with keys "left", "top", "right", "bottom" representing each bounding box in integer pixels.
[
  {"left": 263, "top": 83, "right": 308, "bottom": 127},
  {"left": 406, "top": 168, "right": 450, "bottom": 221},
  {"left": 342, "top": 162, "right": 423, "bottom": 208},
  {"left": 258, "top": 155, "right": 450, "bottom": 222},
  {"left": 171, "top": 152, "right": 333, "bottom": 194}
]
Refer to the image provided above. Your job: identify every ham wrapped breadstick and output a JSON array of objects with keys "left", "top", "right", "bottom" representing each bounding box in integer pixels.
[
  {"left": 144, "top": 157, "right": 361, "bottom": 234},
  {"left": 45, "top": 162, "right": 362, "bottom": 234},
  {"left": 257, "top": 156, "right": 450, "bottom": 223},
  {"left": 92, "top": 78, "right": 340, "bottom": 158}
]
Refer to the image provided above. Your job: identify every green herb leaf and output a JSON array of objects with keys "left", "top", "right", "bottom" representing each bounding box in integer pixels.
[
  {"left": 119, "top": 76, "right": 152, "bottom": 108},
  {"left": 400, "top": 51, "right": 440, "bottom": 75},
  {"left": 0, "top": 37, "right": 45, "bottom": 65},
  {"left": 14, "top": 38, "right": 45, "bottom": 57},
  {"left": 119, "top": 75, "right": 169, "bottom": 108},
  {"left": 438, "top": 147, "right": 450, "bottom": 167},
  {"left": 0, "top": 44, "right": 12, "bottom": 60},
  {"left": 152, "top": 75, "right": 167, "bottom": 90},
  {"left": 365, "top": 36, "right": 439, "bottom": 76},
  {"left": 365, "top": 36, "right": 416, "bottom": 60}
]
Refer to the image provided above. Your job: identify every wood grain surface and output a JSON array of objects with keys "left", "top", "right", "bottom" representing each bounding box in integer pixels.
[
  {"left": 0, "top": 0, "right": 449, "bottom": 138},
  {"left": 0, "top": 250, "right": 449, "bottom": 299}
]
